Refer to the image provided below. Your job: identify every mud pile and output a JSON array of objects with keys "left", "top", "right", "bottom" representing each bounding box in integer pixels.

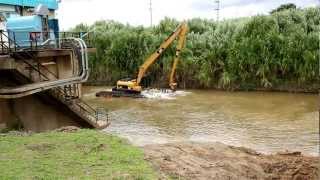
[{"left": 144, "top": 142, "right": 319, "bottom": 180}]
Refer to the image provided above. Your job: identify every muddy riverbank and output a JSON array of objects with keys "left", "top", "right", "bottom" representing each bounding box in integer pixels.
[{"left": 144, "top": 142, "right": 320, "bottom": 180}]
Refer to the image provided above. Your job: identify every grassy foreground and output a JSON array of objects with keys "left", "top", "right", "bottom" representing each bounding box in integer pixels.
[{"left": 0, "top": 130, "right": 157, "bottom": 179}]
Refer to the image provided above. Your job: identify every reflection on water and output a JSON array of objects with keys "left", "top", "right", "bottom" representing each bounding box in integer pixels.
[{"left": 82, "top": 86, "right": 319, "bottom": 156}]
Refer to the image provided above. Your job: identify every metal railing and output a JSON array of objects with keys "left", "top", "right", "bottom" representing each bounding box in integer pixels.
[
  {"left": 60, "top": 31, "right": 93, "bottom": 48},
  {"left": 0, "top": 31, "right": 58, "bottom": 81},
  {"left": 50, "top": 85, "right": 110, "bottom": 126},
  {"left": 0, "top": 34, "right": 90, "bottom": 98},
  {"left": 0, "top": 30, "right": 94, "bottom": 55}
]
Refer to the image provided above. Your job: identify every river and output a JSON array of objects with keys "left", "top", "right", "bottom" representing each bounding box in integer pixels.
[{"left": 82, "top": 86, "right": 319, "bottom": 156}]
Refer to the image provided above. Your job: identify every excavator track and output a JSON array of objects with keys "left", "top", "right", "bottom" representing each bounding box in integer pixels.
[{"left": 96, "top": 88, "right": 144, "bottom": 98}]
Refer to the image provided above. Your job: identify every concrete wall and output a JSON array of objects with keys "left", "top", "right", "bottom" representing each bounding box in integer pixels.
[
  {"left": 56, "top": 55, "right": 73, "bottom": 79},
  {"left": 15, "top": 52, "right": 74, "bottom": 82},
  {"left": 0, "top": 100, "right": 16, "bottom": 129},
  {"left": 0, "top": 95, "right": 80, "bottom": 132},
  {"left": 0, "top": 50, "right": 84, "bottom": 132}
]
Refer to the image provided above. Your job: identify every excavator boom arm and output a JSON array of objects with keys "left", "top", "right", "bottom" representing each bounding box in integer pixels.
[
  {"left": 169, "top": 23, "right": 188, "bottom": 90},
  {"left": 136, "top": 22, "right": 187, "bottom": 85}
]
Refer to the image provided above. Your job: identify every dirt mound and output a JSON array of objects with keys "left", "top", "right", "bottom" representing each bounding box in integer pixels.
[
  {"left": 55, "top": 126, "right": 80, "bottom": 133},
  {"left": 0, "top": 131, "right": 32, "bottom": 137},
  {"left": 26, "top": 143, "right": 56, "bottom": 152},
  {"left": 144, "top": 142, "right": 319, "bottom": 180}
]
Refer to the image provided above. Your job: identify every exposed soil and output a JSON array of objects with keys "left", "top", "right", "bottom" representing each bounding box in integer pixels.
[
  {"left": 26, "top": 143, "right": 56, "bottom": 152},
  {"left": 144, "top": 142, "right": 319, "bottom": 180},
  {"left": 0, "top": 131, "right": 32, "bottom": 137},
  {"left": 55, "top": 126, "right": 80, "bottom": 133}
]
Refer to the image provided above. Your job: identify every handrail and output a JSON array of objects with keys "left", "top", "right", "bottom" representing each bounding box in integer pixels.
[
  {"left": 13, "top": 51, "right": 59, "bottom": 80},
  {"left": 0, "top": 37, "right": 90, "bottom": 98},
  {"left": 50, "top": 86, "right": 109, "bottom": 124},
  {"left": 0, "top": 30, "right": 94, "bottom": 54},
  {"left": 0, "top": 31, "right": 58, "bottom": 80}
]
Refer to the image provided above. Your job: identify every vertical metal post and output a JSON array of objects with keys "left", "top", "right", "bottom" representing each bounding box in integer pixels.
[
  {"left": 149, "top": 0, "right": 153, "bottom": 26},
  {"left": 64, "top": 86, "right": 67, "bottom": 101},
  {"left": 37, "top": 63, "right": 41, "bottom": 80},
  {"left": 76, "top": 84, "right": 79, "bottom": 98},
  {"left": 214, "top": 0, "right": 220, "bottom": 22},
  {"left": 29, "top": 32, "right": 32, "bottom": 50},
  {"left": 35, "top": 32, "right": 38, "bottom": 49},
  {"left": 0, "top": 30, "right": 3, "bottom": 54},
  {"left": 8, "top": 32, "right": 11, "bottom": 53},
  {"left": 69, "top": 85, "right": 72, "bottom": 97},
  {"left": 13, "top": 32, "right": 16, "bottom": 51}
]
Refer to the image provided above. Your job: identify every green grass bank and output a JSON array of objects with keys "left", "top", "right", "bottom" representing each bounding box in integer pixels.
[{"left": 0, "top": 130, "right": 157, "bottom": 179}]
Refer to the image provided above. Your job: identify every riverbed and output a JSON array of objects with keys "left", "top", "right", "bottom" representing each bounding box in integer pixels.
[{"left": 82, "top": 86, "right": 319, "bottom": 156}]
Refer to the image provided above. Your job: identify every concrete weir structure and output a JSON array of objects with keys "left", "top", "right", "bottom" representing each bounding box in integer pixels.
[
  {"left": 0, "top": 0, "right": 109, "bottom": 132},
  {"left": 0, "top": 41, "right": 110, "bottom": 132}
]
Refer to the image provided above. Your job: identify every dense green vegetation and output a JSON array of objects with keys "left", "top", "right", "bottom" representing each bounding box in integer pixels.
[
  {"left": 270, "top": 3, "right": 297, "bottom": 14},
  {"left": 0, "top": 130, "right": 157, "bottom": 179},
  {"left": 76, "top": 7, "right": 319, "bottom": 91}
]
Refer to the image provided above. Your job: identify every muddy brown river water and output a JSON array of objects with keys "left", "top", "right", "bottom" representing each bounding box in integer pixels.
[{"left": 82, "top": 86, "right": 319, "bottom": 156}]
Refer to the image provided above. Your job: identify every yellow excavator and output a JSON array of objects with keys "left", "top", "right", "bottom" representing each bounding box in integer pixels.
[{"left": 96, "top": 22, "right": 188, "bottom": 98}]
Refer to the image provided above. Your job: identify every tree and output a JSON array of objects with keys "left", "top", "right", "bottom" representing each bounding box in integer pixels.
[{"left": 271, "top": 3, "right": 297, "bottom": 14}]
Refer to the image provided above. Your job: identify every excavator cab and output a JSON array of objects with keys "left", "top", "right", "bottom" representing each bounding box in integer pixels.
[{"left": 115, "top": 78, "right": 142, "bottom": 94}]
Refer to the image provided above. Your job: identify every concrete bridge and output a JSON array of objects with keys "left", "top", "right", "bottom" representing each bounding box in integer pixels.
[{"left": 0, "top": 33, "right": 109, "bottom": 132}]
